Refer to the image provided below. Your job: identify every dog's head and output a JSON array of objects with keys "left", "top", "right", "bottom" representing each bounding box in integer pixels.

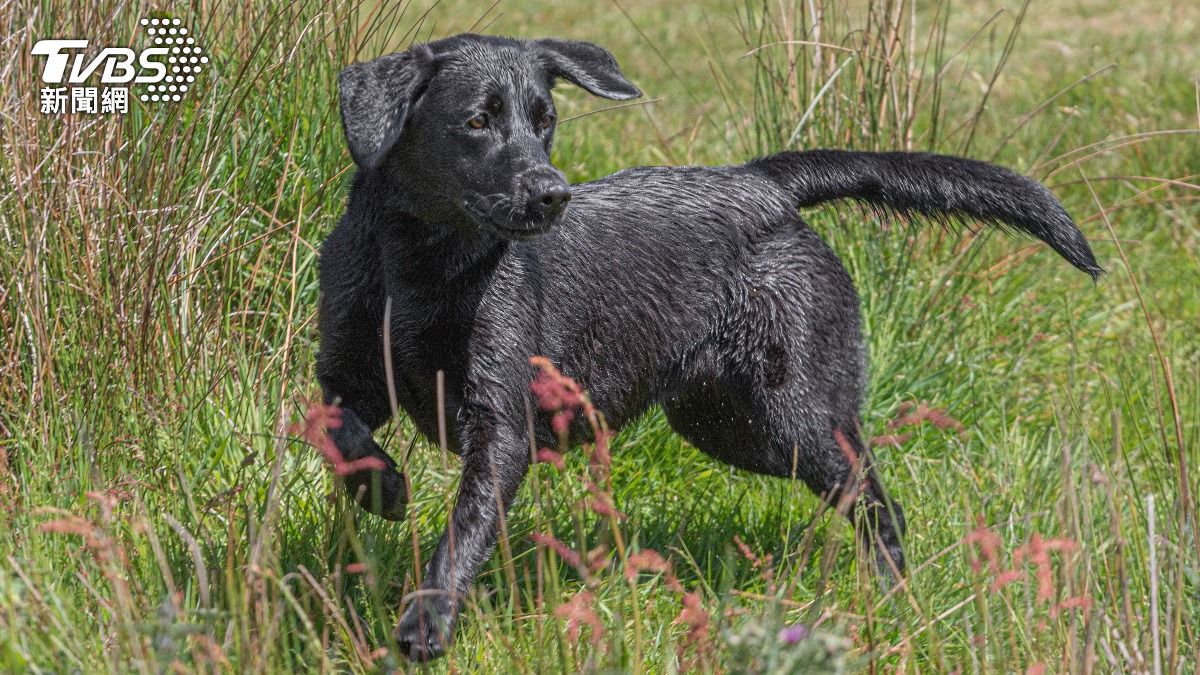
[{"left": 338, "top": 34, "right": 640, "bottom": 240}]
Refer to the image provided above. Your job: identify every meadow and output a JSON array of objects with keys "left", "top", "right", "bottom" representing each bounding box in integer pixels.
[{"left": 1, "top": 0, "right": 1197, "bottom": 672}]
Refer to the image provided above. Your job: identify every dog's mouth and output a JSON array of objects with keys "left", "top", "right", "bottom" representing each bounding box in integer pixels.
[
  {"left": 462, "top": 193, "right": 562, "bottom": 241},
  {"left": 488, "top": 221, "right": 556, "bottom": 241}
]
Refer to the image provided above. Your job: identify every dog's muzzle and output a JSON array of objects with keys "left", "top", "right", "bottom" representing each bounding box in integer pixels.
[{"left": 462, "top": 170, "right": 571, "bottom": 240}]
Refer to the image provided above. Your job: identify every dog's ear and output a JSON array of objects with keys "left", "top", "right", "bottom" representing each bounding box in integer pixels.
[
  {"left": 533, "top": 39, "right": 642, "bottom": 100},
  {"left": 338, "top": 47, "right": 434, "bottom": 169}
]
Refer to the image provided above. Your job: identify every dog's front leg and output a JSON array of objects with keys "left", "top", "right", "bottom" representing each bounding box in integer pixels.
[{"left": 394, "top": 409, "right": 529, "bottom": 661}]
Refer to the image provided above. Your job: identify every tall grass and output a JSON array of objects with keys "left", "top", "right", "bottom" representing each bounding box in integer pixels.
[{"left": 1, "top": 0, "right": 1197, "bottom": 672}]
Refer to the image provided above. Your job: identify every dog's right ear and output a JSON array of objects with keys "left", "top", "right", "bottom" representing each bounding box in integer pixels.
[
  {"left": 533, "top": 39, "right": 642, "bottom": 101},
  {"left": 339, "top": 47, "right": 434, "bottom": 170}
]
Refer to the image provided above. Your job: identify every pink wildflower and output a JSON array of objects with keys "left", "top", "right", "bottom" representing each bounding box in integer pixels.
[
  {"left": 555, "top": 590, "right": 603, "bottom": 645},
  {"left": 530, "top": 531, "right": 582, "bottom": 568},
  {"left": 536, "top": 448, "right": 566, "bottom": 470},
  {"left": 964, "top": 516, "right": 1003, "bottom": 575},
  {"left": 1015, "top": 534, "right": 1077, "bottom": 603},
  {"left": 529, "top": 356, "right": 586, "bottom": 434}
]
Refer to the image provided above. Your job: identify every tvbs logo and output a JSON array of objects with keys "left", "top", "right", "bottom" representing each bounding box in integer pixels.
[{"left": 32, "top": 18, "right": 207, "bottom": 115}]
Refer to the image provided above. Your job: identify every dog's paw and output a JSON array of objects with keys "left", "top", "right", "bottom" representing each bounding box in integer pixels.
[
  {"left": 873, "top": 542, "right": 906, "bottom": 589},
  {"left": 344, "top": 466, "right": 408, "bottom": 521},
  {"left": 395, "top": 595, "right": 455, "bottom": 662},
  {"left": 857, "top": 525, "right": 906, "bottom": 589}
]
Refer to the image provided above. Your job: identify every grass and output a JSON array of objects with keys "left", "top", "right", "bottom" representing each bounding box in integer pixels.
[{"left": 1, "top": 0, "right": 1197, "bottom": 672}]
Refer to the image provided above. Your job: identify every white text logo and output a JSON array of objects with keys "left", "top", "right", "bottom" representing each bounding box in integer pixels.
[{"left": 33, "top": 18, "right": 207, "bottom": 114}]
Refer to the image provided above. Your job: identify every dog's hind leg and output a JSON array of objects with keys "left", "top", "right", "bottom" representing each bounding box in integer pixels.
[
  {"left": 776, "top": 419, "right": 906, "bottom": 581},
  {"left": 767, "top": 414, "right": 906, "bottom": 580},
  {"left": 666, "top": 221, "right": 905, "bottom": 578},
  {"left": 664, "top": 385, "right": 906, "bottom": 579}
]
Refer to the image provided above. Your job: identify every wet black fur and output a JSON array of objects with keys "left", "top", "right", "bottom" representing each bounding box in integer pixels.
[{"left": 317, "top": 33, "right": 1101, "bottom": 661}]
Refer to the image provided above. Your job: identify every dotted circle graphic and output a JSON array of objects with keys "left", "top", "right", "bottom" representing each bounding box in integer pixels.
[{"left": 139, "top": 17, "right": 206, "bottom": 105}]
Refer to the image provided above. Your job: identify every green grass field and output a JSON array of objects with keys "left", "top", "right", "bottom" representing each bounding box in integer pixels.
[{"left": 2, "top": 0, "right": 1198, "bottom": 672}]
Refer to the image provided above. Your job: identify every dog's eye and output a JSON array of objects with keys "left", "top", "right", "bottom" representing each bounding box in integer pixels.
[
  {"left": 467, "top": 114, "right": 488, "bottom": 130},
  {"left": 539, "top": 114, "right": 555, "bottom": 131}
]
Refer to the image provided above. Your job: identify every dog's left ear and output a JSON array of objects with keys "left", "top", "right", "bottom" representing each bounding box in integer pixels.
[
  {"left": 533, "top": 39, "right": 642, "bottom": 100},
  {"left": 339, "top": 46, "right": 434, "bottom": 170}
]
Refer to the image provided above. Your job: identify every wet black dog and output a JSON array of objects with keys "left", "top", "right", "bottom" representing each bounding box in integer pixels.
[{"left": 316, "top": 33, "right": 1101, "bottom": 661}]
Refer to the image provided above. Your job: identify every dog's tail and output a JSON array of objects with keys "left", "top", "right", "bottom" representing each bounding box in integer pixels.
[{"left": 749, "top": 150, "right": 1103, "bottom": 278}]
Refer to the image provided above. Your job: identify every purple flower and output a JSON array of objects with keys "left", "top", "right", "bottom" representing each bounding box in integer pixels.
[{"left": 778, "top": 623, "right": 810, "bottom": 644}]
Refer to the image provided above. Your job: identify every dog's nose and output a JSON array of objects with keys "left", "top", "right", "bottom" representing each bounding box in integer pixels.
[{"left": 527, "top": 179, "right": 571, "bottom": 218}]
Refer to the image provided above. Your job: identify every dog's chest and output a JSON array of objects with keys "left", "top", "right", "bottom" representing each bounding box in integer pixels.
[{"left": 385, "top": 293, "right": 474, "bottom": 448}]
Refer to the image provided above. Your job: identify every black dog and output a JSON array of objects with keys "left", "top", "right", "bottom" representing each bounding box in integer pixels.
[{"left": 316, "top": 33, "right": 1101, "bottom": 661}]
